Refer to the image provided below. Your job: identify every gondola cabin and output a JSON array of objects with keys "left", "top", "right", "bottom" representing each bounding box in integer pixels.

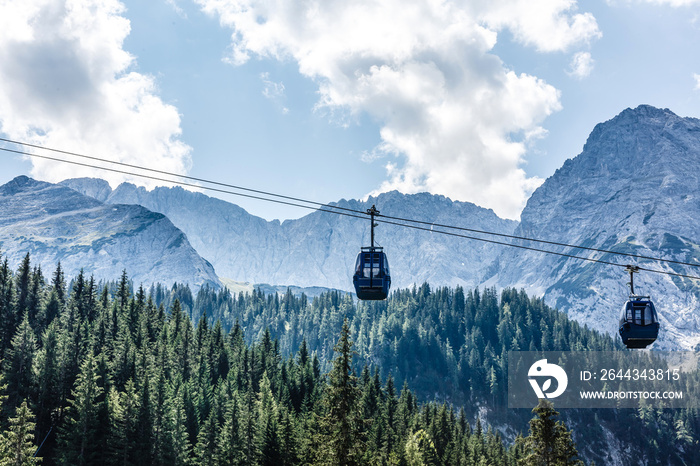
[
  {"left": 618, "top": 297, "right": 659, "bottom": 349},
  {"left": 353, "top": 247, "right": 391, "bottom": 300}
]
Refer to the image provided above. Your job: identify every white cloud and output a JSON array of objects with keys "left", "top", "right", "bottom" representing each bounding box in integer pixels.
[
  {"left": 260, "top": 72, "right": 289, "bottom": 113},
  {"left": 479, "top": 0, "right": 602, "bottom": 52},
  {"left": 0, "top": 0, "right": 192, "bottom": 187},
  {"left": 694, "top": 73, "right": 700, "bottom": 90},
  {"left": 260, "top": 73, "right": 283, "bottom": 99},
  {"left": 567, "top": 51, "right": 595, "bottom": 79},
  {"left": 196, "top": 0, "right": 600, "bottom": 219}
]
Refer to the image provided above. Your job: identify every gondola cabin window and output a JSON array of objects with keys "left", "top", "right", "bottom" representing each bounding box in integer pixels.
[{"left": 364, "top": 254, "right": 380, "bottom": 278}]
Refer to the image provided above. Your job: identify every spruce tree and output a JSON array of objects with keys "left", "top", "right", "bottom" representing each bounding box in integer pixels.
[
  {"left": 50, "top": 263, "right": 65, "bottom": 305},
  {"left": 0, "top": 400, "right": 41, "bottom": 465},
  {"left": 404, "top": 429, "right": 439, "bottom": 466},
  {"left": 169, "top": 389, "right": 192, "bottom": 466},
  {"left": 256, "top": 373, "right": 281, "bottom": 466},
  {"left": 277, "top": 406, "right": 298, "bottom": 466},
  {"left": 3, "top": 314, "right": 37, "bottom": 412},
  {"left": 34, "top": 323, "right": 61, "bottom": 442},
  {"left": 14, "top": 254, "right": 32, "bottom": 322},
  {"left": 194, "top": 410, "right": 219, "bottom": 466},
  {"left": 0, "top": 257, "right": 17, "bottom": 359},
  {"left": 57, "top": 352, "right": 103, "bottom": 466},
  {"left": 215, "top": 397, "right": 244, "bottom": 465},
  {"left": 320, "top": 318, "right": 364, "bottom": 466},
  {"left": 106, "top": 381, "right": 139, "bottom": 466},
  {"left": 521, "top": 400, "right": 583, "bottom": 466}
]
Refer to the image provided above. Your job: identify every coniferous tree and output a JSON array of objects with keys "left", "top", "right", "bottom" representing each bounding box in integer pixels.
[
  {"left": 106, "top": 381, "right": 140, "bottom": 466},
  {"left": 0, "top": 400, "right": 40, "bottom": 466},
  {"left": 39, "top": 289, "right": 61, "bottom": 336},
  {"left": 50, "top": 263, "right": 65, "bottom": 306},
  {"left": 150, "top": 366, "right": 169, "bottom": 466},
  {"left": 240, "top": 375, "right": 259, "bottom": 465},
  {"left": 404, "top": 429, "right": 439, "bottom": 466},
  {"left": 14, "top": 254, "right": 32, "bottom": 324},
  {"left": 26, "top": 266, "right": 43, "bottom": 330},
  {"left": 258, "top": 372, "right": 283, "bottom": 466},
  {"left": 194, "top": 408, "right": 219, "bottom": 466},
  {"left": 383, "top": 374, "right": 398, "bottom": 458},
  {"left": 57, "top": 352, "right": 103, "bottom": 466},
  {"left": 135, "top": 370, "right": 154, "bottom": 463},
  {"left": 34, "top": 322, "right": 61, "bottom": 443},
  {"left": 215, "top": 396, "right": 244, "bottom": 465},
  {"left": 0, "top": 257, "right": 16, "bottom": 359},
  {"left": 521, "top": 400, "right": 583, "bottom": 466},
  {"left": 277, "top": 406, "right": 298, "bottom": 466},
  {"left": 3, "top": 315, "right": 37, "bottom": 413},
  {"left": 169, "top": 388, "right": 193, "bottom": 466},
  {"left": 319, "top": 318, "right": 364, "bottom": 466}
]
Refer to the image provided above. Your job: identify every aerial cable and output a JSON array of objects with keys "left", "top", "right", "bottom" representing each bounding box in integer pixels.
[
  {"left": 1, "top": 137, "right": 698, "bottom": 269},
  {"left": 1, "top": 140, "right": 699, "bottom": 281},
  {"left": 0, "top": 137, "right": 355, "bottom": 213},
  {"left": 374, "top": 216, "right": 700, "bottom": 281},
  {"left": 376, "top": 212, "right": 700, "bottom": 269},
  {"left": 0, "top": 146, "right": 351, "bottom": 214}
]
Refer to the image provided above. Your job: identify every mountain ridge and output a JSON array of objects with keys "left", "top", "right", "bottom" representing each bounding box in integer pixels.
[
  {"left": 0, "top": 176, "right": 221, "bottom": 289},
  {"left": 61, "top": 178, "right": 518, "bottom": 291},
  {"left": 497, "top": 104, "right": 700, "bottom": 349},
  {"left": 9, "top": 104, "right": 700, "bottom": 348}
]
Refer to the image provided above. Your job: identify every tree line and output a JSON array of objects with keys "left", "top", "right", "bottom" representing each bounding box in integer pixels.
[
  {"left": 0, "top": 251, "right": 587, "bottom": 465},
  {"left": 153, "top": 274, "right": 700, "bottom": 464}
]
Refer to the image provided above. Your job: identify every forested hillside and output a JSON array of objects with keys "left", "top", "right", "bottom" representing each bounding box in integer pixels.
[
  {"left": 159, "top": 281, "right": 700, "bottom": 464},
  {"left": 0, "top": 251, "right": 697, "bottom": 464},
  {"left": 0, "top": 251, "right": 586, "bottom": 465}
]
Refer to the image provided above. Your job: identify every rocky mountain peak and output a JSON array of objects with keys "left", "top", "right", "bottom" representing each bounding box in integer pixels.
[
  {"left": 0, "top": 177, "right": 220, "bottom": 289},
  {"left": 60, "top": 177, "right": 113, "bottom": 202},
  {"left": 2, "top": 175, "right": 48, "bottom": 195},
  {"left": 580, "top": 105, "right": 700, "bottom": 174},
  {"left": 499, "top": 105, "right": 700, "bottom": 348},
  {"left": 7, "top": 105, "right": 700, "bottom": 348}
]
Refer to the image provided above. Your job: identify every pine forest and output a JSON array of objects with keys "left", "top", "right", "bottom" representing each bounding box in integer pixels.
[{"left": 0, "top": 251, "right": 698, "bottom": 465}]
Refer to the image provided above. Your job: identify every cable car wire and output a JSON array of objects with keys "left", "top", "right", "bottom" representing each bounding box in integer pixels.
[
  {"left": 2, "top": 136, "right": 698, "bottom": 269},
  {"left": 2, "top": 140, "right": 700, "bottom": 281}
]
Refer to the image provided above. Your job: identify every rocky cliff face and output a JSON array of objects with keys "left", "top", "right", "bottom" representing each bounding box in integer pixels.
[
  {"left": 0, "top": 176, "right": 221, "bottom": 289},
  {"left": 58, "top": 105, "right": 700, "bottom": 348},
  {"left": 61, "top": 180, "right": 517, "bottom": 291},
  {"left": 496, "top": 105, "right": 700, "bottom": 349}
]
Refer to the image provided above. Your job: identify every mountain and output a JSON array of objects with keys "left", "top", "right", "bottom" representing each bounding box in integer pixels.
[
  {"left": 495, "top": 105, "right": 700, "bottom": 349},
  {"left": 59, "top": 105, "right": 700, "bottom": 349},
  {"left": 60, "top": 180, "right": 518, "bottom": 292},
  {"left": 0, "top": 176, "right": 221, "bottom": 289}
]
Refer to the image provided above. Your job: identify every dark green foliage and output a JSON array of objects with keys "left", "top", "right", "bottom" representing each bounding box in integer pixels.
[
  {"left": 0, "top": 250, "right": 695, "bottom": 464},
  {"left": 318, "top": 319, "right": 363, "bottom": 465},
  {"left": 58, "top": 351, "right": 104, "bottom": 465},
  {"left": 0, "top": 400, "right": 41, "bottom": 465},
  {"left": 215, "top": 396, "right": 244, "bottom": 465},
  {"left": 521, "top": 400, "right": 583, "bottom": 466},
  {"left": 0, "top": 257, "right": 17, "bottom": 360},
  {"left": 3, "top": 315, "right": 37, "bottom": 413}
]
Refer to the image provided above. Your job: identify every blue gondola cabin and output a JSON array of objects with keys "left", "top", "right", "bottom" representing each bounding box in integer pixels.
[
  {"left": 618, "top": 297, "right": 659, "bottom": 349},
  {"left": 353, "top": 247, "right": 391, "bottom": 300}
]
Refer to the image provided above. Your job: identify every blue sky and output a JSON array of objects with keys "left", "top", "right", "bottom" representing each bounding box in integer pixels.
[{"left": 1, "top": 0, "right": 700, "bottom": 221}]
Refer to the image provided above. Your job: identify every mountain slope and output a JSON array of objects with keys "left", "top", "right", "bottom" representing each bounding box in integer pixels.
[
  {"left": 0, "top": 176, "right": 220, "bottom": 288},
  {"left": 496, "top": 105, "right": 700, "bottom": 349},
  {"left": 60, "top": 105, "right": 700, "bottom": 348},
  {"left": 61, "top": 180, "right": 517, "bottom": 291}
]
